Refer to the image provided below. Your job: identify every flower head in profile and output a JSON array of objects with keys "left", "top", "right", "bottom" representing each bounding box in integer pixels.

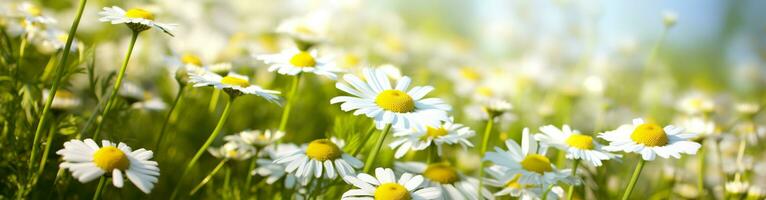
[
  {"left": 342, "top": 167, "right": 441, "bottom": 200},
  {"left": 484, "top": 128, "right": 578, "bottom": 186},
  {"left": 395, "top": 161, "right": 494, "bottom": 200},
  {"left": 389, "top": 121, "right": 475, "bottom": 158},
  {"left": 43, "top": 89, "right": 81, "bottom": 111},
  {"left": 276, "top": 11, "right": 330, "bottom": 48},
  {"left": 676, "top": 92, "right": 714, "bottom": 115},
  {"left": 485, "top": 166, "right": 565, "bottom": 200},
  {"left": 274, "top": 137, "right": 362, "bottom": 185},
  {"left": 599, "top": 118, "right": 701, "bottom": 160},
  {"left": 331, "top": 67, "right": 451, "bottom": 131},
  {"left": 534, "top": 125, "right": 619, "bottom": 166},
  {"left": 98, "top": 6, "right": 175, "bottom": 35},
  {"left": 56, "top": 139, "right": 159, "bottom": 193},
  {"left": 208, "top": 141, "right": 255, "bottom": 161},
  {"left": 188, "top": 70, "right": 281, "bottom": 104},
  {"left": 37, "top": 28, "right": 79, "bottom": 52},
  {"left": 256, "top": 48, "right": 340, "bottom": 79},
  {"left": 255, "top": 144, "right": 301, "bottom": 188},
  {"left": 224, "top": 129, "right": 285, "bottom": 149}
]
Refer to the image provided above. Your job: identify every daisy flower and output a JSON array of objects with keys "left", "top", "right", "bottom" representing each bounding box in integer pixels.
[
  {"left": 13, "top": 2, "right": 56, "bottom": 24},
  {"left": 98, "top": 6, "right": 175, "bottom": 35},
  {"left": 485, "top": 166, "right": 565, "bottom": 200},
  {"left": 208, "top": 141, "right": 255, "bottom": 161},
  {"left": 224, "top": 129, "right": 285, "bottom": 149},
  {"left": 342, "top": 167, "right": 441, "bottom": 200},
  {"left": 255, "top": 144, "right": 301, "bottom": 188},
  {"left": 331, "top": 67, "right": 451, "bottom": 131},
  {"left": 389, "top": 121, "right": 475, "bottom": 158},
  {"left": 42, "top": 89, "right": 81, "bottom": 111},
  {"left": 276, "top": 11, "right": 330, "bottom": 45},
  {"left": 274, "top": 138, "right": 363, "bottom": 185},
  {"left": 534, "top": 125, "right": 619, "bottom": 166},
  {"left": 256, "top": 48, "right": 340, "bottom": 79},
  {"left": 599, "top": 118, "right": 701, "bottom": 160},
  {"left": 676, "top": 93, "right": 714, "bottom": 115},
  {"left": 484, "top": 128, "right": 577, "bottom": 186},
  {"left": 56, "top": 139, "right": 159, "bottom": 193},
  {"left": 395, "top": 161, "right": 494, "bottom": 200},
  {"left": 37, "top": 28, "right": 79, "bottom": 52},
  {"left": 188, "top": 70, "right": 281, "bottom": 104}
]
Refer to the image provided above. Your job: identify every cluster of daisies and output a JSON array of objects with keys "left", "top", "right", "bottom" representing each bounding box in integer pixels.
[{"left": 43, "top": 3, "right": 708, "bottom": 200}]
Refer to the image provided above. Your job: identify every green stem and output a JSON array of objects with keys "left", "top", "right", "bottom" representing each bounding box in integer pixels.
[
  {"left": 244, "top": 148, "right": 261, "bottom": 195},
  {"left": 278, "top": 74, "right": 302, "bottom": 131},
  {"left": 28, "top": 0, "right": 88, "bottom": 185},
  {"left": 715, "top": 140, "right": 726, "bottom": 196},
  {"left": 697, "top": 144, "right": 706, "bottom": 198},
  {"left": 208, "top": 89, "right": 220, "bottom": 113},
  {"left": 426, "top": 144, "right": 438, "bottom": 164},
  {"left": 190, "top": 158, "right": 229, "bottom": 195},
  {"left": 155, "top": 86, "right": 185, "bottom": 152},
  {"left": 36, "top": 120, "right": 57, "bottom": 177},
  {"left": 621, "top": 159, "right": 647, "bottom": 200},
  {"left": 567, "top": 159, "right": 581, "bottom": 200},
  {"left": 93, "top": 31, "right": 140, "bottom": 140},
  {"left": 363, "top": 124, "right": 392, "bottom": 173},
  {"left": 15, "top": 34, "right": 27, "bottom": 87},
  {"left": 171, "top": 96, "right": 235, "bottom": 199},
  {"left": 477, "top": 116, "right": 495, "bottom": 197},
  {"left": 92, "top": 176, "right": 106, "bottom": 200},
  {"left": 541, "top": 184, "right": 555, "bottom": 200},
  {"left": 352, "top": 123, "right": 377, "bottom": 157}
]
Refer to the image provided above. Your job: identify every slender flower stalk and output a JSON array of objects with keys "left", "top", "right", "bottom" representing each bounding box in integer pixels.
[
  {"left": 36, "top": 120, "right": 57, "bottom": 177},
  {"left": 352, "top": 123, "right": 377, "bottom": 156},
  {"left": 171, "top": 96, "right": 235, "bottom": 199},
  {"left": 16, "top": 34, "right": 28, "bottom": 86},
  {"left": 697, "top": 142, "right": 706, "bottom": 197},
  {"left": 92, "top": 176, "right": 107, "bottom": 200},
  {"left": 155, "top": 86, "right": 186, "bottom": 151},
  {"left": 622, "top": 159, "right": 647, "bottom": 200},
  {"left": 208, "top": 89, "right": 220, "bottom": 113},
  {"left": 541, "top": 184, "right": 555, "bottom": 200},
  {"left": 190, "top": 158, "right": 229, "bottom": 195},
  {"left": 477, "top": 115, "right": 495, "bottom": 195},
  {"left": 244, "top": 147, "right": 261, "bottom": 195},
  {"left": 28, "top": 0, "right": 89, "bottom": 177},
  {"left": 93, "top": 31, "right": 140, "bottom": 139},
  {"left": 362, "top": 124, "right": 392, "bottom": 173},
  {"left": 567, "top": 159, "right": 581, "bottom": 200},
  {"left": 278, "top": 74, "right": 302, "bottom": 131}
]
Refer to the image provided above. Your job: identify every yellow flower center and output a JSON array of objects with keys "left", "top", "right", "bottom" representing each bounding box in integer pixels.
[
  {"left": 125, "top": 8, "right": 155, "bottom": 20},
  {"left": 375, "top": 90, "right": 415, "bottom": 113},
  {"left": 477, "top": 86, "right": 494, "bottom": 97},
  {"left": 289, "top": 51, "right": 316, "bottom": 67},
  {"left": 505, "top": 174, "right": 523, "bottom": 189},
  {"left": 424, "top": 126, "right": 448, "bottom": 138},
  {"left": 459, "top": 67, "right": 481, "bottom": 81},
  {"left": 294, "top": 25, "right": 315, "bottom": 35},
  {"left": 374, "top": 183, "right": 411, "bottom": 200},
  {"left": 565, "top": 134, "right": 594, "bottom": 150},
  {"left": 520, "top": 154, "right": 553, "bottom": 174},
  {"left": 423, "top": 163, "right": 459, "bottom": 184},
  {"left": 93, "top": 146, "right": 130, "bottom": 171},
  {"left": 221, "top": 76, "right": 250, "bottom": 87},
  {"left": 26, "top": 5, "right": 42, "bottom": 16},
  {"left": 341, "top": 54, "right": 361, "bottom": 68},
  {"left": 226, "top": 150, "right": 238, "bottom": 158},
  {"left": 181, "top": 53, "right": 202, "bottom": 66},
  {"left": 305, "top": 139, "right": 343, "bottom": 161},
  {"left": 630, "top": 123, "right": 668, "bottom": 147}
]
